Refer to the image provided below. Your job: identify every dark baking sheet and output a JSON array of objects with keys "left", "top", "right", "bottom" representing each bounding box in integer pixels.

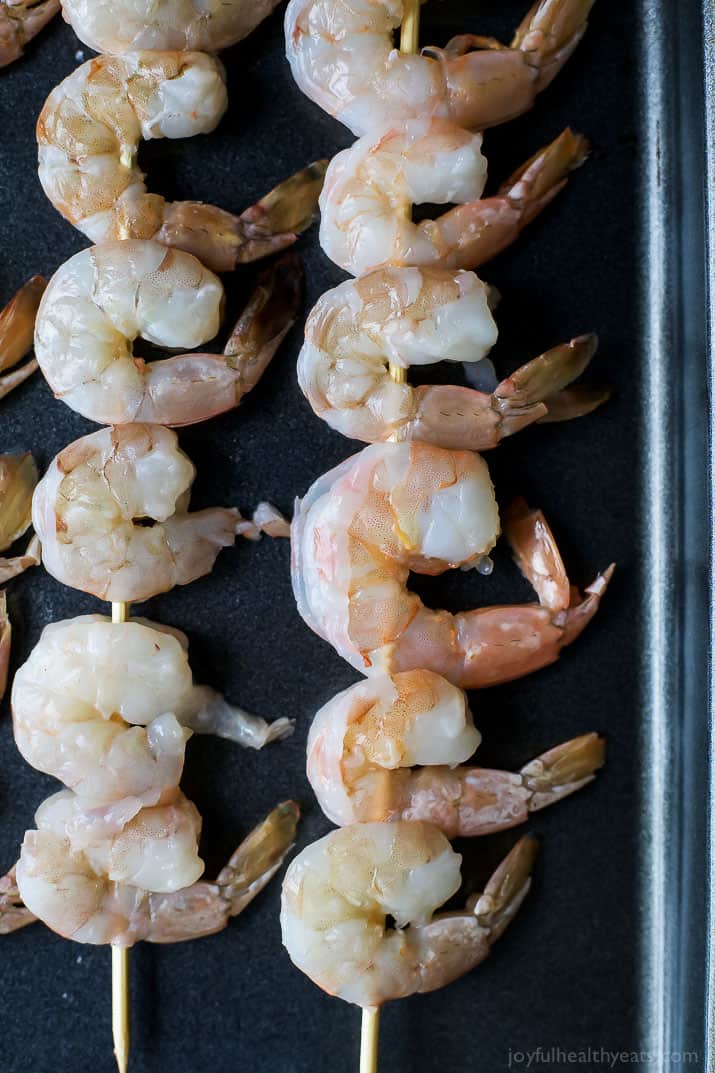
[{"left": 0, "top": 2, "right": 711, "bottom": 1071}]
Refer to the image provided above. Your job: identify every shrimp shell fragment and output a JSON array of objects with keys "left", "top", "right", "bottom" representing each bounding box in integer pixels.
[
  {"left": 299, "top": 266, "right": 606, "bottom": 447},
  {"left": 319, "top": 120, "right": 589, "bottom": 276},
  {"left": 0, "top": 0, "right": 58, "bottom": 67},
  {"left": 34, "top": 242, "right": 301, "bottom": 427},
  {"left": 281, "top": 820, "right": 539, "bottom": 1007},
  {"left": 37, "top": 53, "right": 326, "bottom": 271},
  {"left": 291, "top": 443, "right": 613, "bottom": 688},
  {"left": 61, "top": 0, "right": 280, "bottom": 55},
  {"left": 285, "top": 0, "right": 594, "bottom": 137},
  {"left": 307, "top": 670, "right": 605, "bottom": 834}
]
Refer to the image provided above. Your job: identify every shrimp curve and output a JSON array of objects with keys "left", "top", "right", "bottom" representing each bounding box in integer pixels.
[
  {"left": 298, "top": 266, "right": 607, "bottom": 447},
  {"left": 291, "top": 443, "right": 613, "bottom": 688},
  {"left": 37, "top": 53, "right": 326, "bottom": 272},
  {"left": 320, "top": 120, "right": 588, "bottom": 276},
  {"left": 34, "top": 243, "right": 301, "bottom": 427},
  {"left": 307, "top": 670, "right": 605, "bottom": 834},
  {"left": 281, "top": 820, "right": 538, "bottom": 1007},
  {"left": 285, "top": 0, "right": 594, "bottom": 137}
]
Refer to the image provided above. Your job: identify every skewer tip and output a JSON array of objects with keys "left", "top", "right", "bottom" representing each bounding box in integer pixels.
[{"left": 112, "top": 944, "right": 131, "bottom": 1073}]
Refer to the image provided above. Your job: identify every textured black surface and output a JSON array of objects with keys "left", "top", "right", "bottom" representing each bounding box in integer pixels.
[{"left": 0, "top": 4, "right": 644, "bottom": 1072}]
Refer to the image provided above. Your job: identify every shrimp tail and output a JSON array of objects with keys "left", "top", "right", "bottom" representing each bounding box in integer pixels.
[
  {"left": 495, "top": 333, "right": 610, "bottom": 432},
  {"left": 0, "top": 593, "right": 11, "bottom": 701},
  {"left": 215, "top": 800, "right": 300, "bottom": 917},
  {"left": 440, "top": 128, "right": 588, "bottom": 269},
  {"left": 155, "top": 160, "right": 328, "bottom": 273},
  {"left": 184, "top": 687, "right": 295, "bottom": 748},
  {"left": 0, "top": 0, "right": 58, "bottom": 67},
  {"left": 0, "top": 275, "right": 46, "bottom": 398},
  {"left": 145, "top": 801, "right": 300, "bottom": 942},
  {"left": 223, "top": 252, "right": 302, "bottom": 396},
  {"left": 510, "top": 0, "right": 596, "bottom": 93},
  {"left": 470, "top": 835, "right": 540, "bottom": 943},
  {"left": 0, "top": 864, "right": 36, "bottom": 933},
  {"left": 522, "top": 732, "right": 606, "bottom": 812}
]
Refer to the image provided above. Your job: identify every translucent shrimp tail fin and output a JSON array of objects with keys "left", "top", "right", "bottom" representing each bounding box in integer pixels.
[
  {"left": 244, "top": 159, "right": 329, "bottom": 241},
  {"left": 522, "top": 732, "right": 606, "bottom": 812},
  {"left": 185, "top": 686, "right": 295, "bottom": 748},
  {"left": 498, "top": 126, "right": 589, "bottom": 229},
  {"left": 494, "top": 333, "right": 609, "bottom": 435},
  {"left": 0, "top": 276, "right": 46, "bottom": 398},
  {"left": 0, "top": 864, "right": 36, "bottom": 934},
  {"left": 223, "top": 252, "right": 302, "bottom": 395},
  {"left": 471, "top": 835, "right": 539, "bottom": 944},
  {"left": 503, "top": 497, "right": 572, "bottom": 611},
  {"left": 511, "top": 0, "right": 596, "bottom": 93},
  {"left": 0, "top": 533, "right": 41, "bottom": 585},
  {"left": 216, "top": 800, "right": 300, "bottom": 917}
]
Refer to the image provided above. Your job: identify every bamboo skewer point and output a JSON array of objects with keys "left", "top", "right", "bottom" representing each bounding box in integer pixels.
[{"left": 111, "top": 600, "right": 130, "bottom": 1073}]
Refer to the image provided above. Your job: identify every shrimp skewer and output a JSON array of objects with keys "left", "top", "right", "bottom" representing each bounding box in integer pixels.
[
  {"left": 12, "top": 615, "right": 293, "bottom": 811},
  {"left": 37, "top": 53, "right": 326, "bottom": 272},
  {"left": 281, "top": 821, "right": 538, "bottom": 1008},
  {"left": 320, "top": 121, "right": 587, "bottom": 277},
  {"left": 32, "top": 424, "right": 285, "bottom": 602},
  {"left": 61, "top": 0, "right": 281, "bottom": 56},
  {"left": 6, "top": 796, "right": 299, "bottom": 945},
  {"left": 0, "top": 276, "right": 45, "bottom": 400},
  {"left": 307, "top": 670, "right": 604, "bottom": 834},
  {"left": 299, "top": 266, "right": 607, "bottom": 447},
  {"left": 34, "top": 244, "right": 301, "bottom": 427},
  {"left": 292, "top": 443, "right": 613, "bottom": 689},
  {"left": 285, "top": 0, "right": 594, "bottom": 138},
  {"left": 0, "top": 0, "right": 58, "bottom": 67}
]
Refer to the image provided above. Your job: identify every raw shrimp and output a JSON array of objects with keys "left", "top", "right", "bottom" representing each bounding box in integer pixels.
[
  {"left": 34, "top": 243, "right": 301, "bottom": 427},
  {"left": 12, "top": 615, "right": 293, "bottom": 810},
  {"left": 307, "top": 670, "right": 604, "bottom": 834},
  {"left": 291, "top": 443, "right": 613, "bottom": 688},
  {"left": 61, "top": 0, "right": 280, "bottom": 54},
  {"left": 0, "top": 452, "right": 40, "bottom": 583},
  {"left": 285, "top": 0, "right": 594, "bottom": 137},
  {"left": 298, "top": 266, "right": 607, "bottom": 447},
  {"left": 13, "top": 795, "right": 299, "bottom": 945},
  {"left": 37, "top": 53, "right": 326, "bottom": 272},
  {"left": 281, "top": 820, "right": 538, "bottom": 1007},
  {"left": 0, "top": 0, "right": 58, "bottom": 67},
  {"left": 32, "top": 424, "right": 276, "bottom": 602},
  {"left": 0, "top": 276, "right": 45, "bottom": 400},
  {"left": 320, "top": 120, "right": 587, "bottom": 276}
]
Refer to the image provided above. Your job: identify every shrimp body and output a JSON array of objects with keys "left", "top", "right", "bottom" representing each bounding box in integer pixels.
[
  {"left": 32, "top": 425, "right": 241, "bottom": 603},
  {"left": 0, "top": 0, "right": 59, "bottom": 67},
  {"left": 281, "top": 820, "right": 538, "bottom": 1007},
  {"left": 12, "top": 615, "right": 292, "bottom": 810},
  {"left": 299, "top": 267, "right": 604, "bottom": 448},
  {"left": 308, "top": 670, "right": 605, "bottom": 835},
  {"left": 320, "top": 120, "right": 589, "bottom": 276},
  {"left": 285, "top": 0, "right": 594, "bottom": 138},
  {"left": 38, "top": 55, "right": 325, "bottom": 271},
  {"left": 61, "top": 0, "right": 280, "bottom": 54},
  {"left": 292, "top": 443, "right": 613, "bottom": 689},
  {"left": 34, "top": 242, "right": 300, "bottom": 427},
  {"left": 16, "top": 794, "right": 299, "bottom": 945}
]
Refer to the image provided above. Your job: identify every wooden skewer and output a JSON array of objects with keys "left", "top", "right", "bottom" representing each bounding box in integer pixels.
[
  {"left": 361, "top": 3, "right": 421, "bottom": 1068},
  {"left": 389, "top": 0, "right": 420, "bottom": 390},
  {"left": 110, "top": 599, "right": 130, "bottom": 1073},
  {"left": 360, "top": 1007, "right": 380, "bottom": 1073}
]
